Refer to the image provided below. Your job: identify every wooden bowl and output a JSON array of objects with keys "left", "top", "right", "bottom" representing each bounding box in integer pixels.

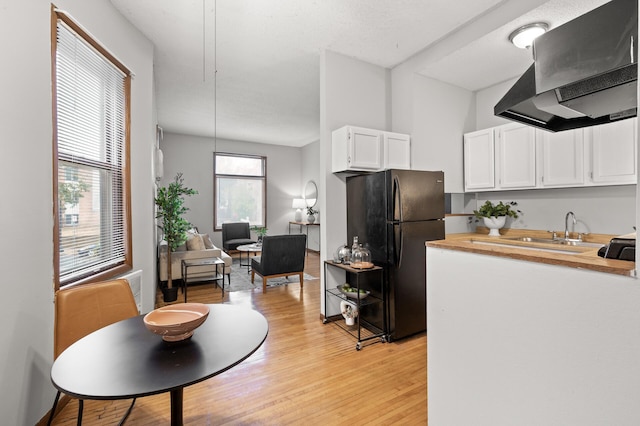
[{"left": 143, "top": 303, "right": 209, "bottom": 342}]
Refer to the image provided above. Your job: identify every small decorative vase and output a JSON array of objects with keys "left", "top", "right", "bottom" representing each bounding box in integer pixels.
[
  {"left": 340, "top": 300, "right": 358, "bottom": 326},
  {"left": 483, "top": 216, "right": 506, "bottom": 237},
  {"left": 307, "top": 214, "right": 316, "bottom": 224}
]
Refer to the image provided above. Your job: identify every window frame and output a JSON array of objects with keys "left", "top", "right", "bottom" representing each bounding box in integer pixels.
[
  {"left": 51, "top": 6, "right": 133, "bottom": 290},
  {"left": 213, "top": 152, "right": 267, "bottom": 231}
]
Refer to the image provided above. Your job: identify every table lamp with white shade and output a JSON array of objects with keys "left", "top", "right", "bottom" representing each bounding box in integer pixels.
[{"left": 292, "top": 198, "right": 306, "bottom": 222}]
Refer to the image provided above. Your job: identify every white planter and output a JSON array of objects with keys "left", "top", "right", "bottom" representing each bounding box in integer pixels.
[
  {"left": 340, "top": 300, "right": 358, "bottom": 326},
  {"left": 483, "top": 216, "right": 506, "bottom": 236}
]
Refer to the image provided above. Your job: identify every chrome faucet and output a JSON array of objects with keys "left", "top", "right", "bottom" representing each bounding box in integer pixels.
[{"left": 565, "top": 211, "right": 576, "bottom": 240}]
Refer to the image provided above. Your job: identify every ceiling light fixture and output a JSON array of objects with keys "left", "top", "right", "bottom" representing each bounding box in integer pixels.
[{"left": 509, "top": 22, "right": 548, "bottom": 49}]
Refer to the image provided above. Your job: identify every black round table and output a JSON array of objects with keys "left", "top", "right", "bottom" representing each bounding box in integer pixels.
[{"left": 51, "top": 304, "right": 268, "bottom": 425}]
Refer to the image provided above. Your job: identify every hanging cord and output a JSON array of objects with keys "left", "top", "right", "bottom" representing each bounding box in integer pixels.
[
  {"left": 203, "top": 0, "right": 218, "bottom": 152},
  {"left": 214, "top": 0, "right": 217, "bottom": 153}
]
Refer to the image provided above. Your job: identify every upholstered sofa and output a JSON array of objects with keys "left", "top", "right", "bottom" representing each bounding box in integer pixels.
[{"left": 158, "top": 232, "right": 232, "bottom": 284}]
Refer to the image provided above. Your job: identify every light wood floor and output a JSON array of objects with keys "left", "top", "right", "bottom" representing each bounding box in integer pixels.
[{"left": 49, "top": 251, "right": 427, "bottom": 425}]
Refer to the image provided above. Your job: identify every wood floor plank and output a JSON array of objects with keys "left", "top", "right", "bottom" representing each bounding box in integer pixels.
[{"left": 48, "top": 251, "right": 427, "bottom": 425}]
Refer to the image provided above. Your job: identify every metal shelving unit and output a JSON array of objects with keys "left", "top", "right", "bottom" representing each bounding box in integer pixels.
[{"left": 323, "top": 260, "right": 387, "bottom": 350}]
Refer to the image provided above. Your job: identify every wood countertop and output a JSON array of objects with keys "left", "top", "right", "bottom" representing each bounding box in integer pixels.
[{"left": 427, "top": 228, "right": 636, "bottom": 277}]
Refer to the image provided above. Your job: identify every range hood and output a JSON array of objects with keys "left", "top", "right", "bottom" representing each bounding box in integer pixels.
[{"left": 495, "top": 0, "right": 638, "bottom": 132}]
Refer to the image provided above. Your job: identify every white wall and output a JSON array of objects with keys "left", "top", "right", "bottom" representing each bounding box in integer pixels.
[
  {"left": 159, "top": 133, "right": 303, "bottom": 247},
  {"left": 391, "top": 66, "right": 475, "bottom": 193},
  {"left": 0, "top": 1, "right": 156, "bottom": 423},
  {"left": 475, "top": 78, "right": 517, "bottom": 130},
  {"left": 427, "top": 247, "right": 640, "bottom": 425},
  {"left": 320, "top": 50, "right": 390, "bottom": 315},
  {"left": 474, "top": 186, "right": 637, "bottom": 235},
  {"left": 301, "top": 140, "right": 321, "bottom": 251}
]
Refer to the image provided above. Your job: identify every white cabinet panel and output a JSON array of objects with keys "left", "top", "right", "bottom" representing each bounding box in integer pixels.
[
  {"left": 497, "top": 124, "right": 536, "bottom": 189},
  {"left": 538, "top": 129, "right": 584, "bottom": 187},
  {"left": 383, "top": 131, "right": 411, "bottom": 170},
  {"left": 463, "top": 118, "right": 637, "bottom": 192},
  {"left": 332, "top": 126, "right": 411, "bottom": 173},
  {"left": 464, "top": 128, "right": 495, "bottom": 191},
  {"left": 589, "top": 118, "right": 637, "bottom": 184},
  {"left": 332, "top": 126, "right": 382, "bottom": 173}
]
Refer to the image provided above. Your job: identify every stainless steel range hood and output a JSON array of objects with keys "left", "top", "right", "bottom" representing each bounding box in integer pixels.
[{"left": 495, "top": 0, "right": 638, "bottom": 132}]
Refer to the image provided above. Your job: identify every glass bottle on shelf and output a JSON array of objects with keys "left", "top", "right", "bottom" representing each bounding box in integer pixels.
[
  {"left": 335, "top": 245, "right": 351, "bottom": 264},
  {"left": 352, "top": 244, "right": 372, "bottom": 269}
]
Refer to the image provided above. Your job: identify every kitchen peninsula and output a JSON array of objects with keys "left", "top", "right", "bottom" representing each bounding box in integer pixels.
[
  {"left": 430, "top": 229, "right": 635, "bottom": 276},
  {"left": 426, "top": 229, "right": 640, "bottom": 425}
]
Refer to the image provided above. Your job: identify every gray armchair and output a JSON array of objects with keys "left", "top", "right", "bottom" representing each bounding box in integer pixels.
[
  {"left": 222, "top": 222, "right": 256, "bottom": 251},
  {"left": 251, "top": 234, "right": 307, "bottom": 293}
]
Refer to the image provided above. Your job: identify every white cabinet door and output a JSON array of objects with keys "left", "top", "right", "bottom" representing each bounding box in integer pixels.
[
  {"left": 383, "top": 131, "right": 411, "bottom": 169},
  {"left": 332, "top": 126, "right": 382, "bottom": 173},
  {"left": 589, "top": 118, "right": 637, "bottom": 184},
  {"left": 496, "top": 123, "right": 536, "bottom": 189},
  {"left": 464, "top": 128, "right": 495, "bottom": 191},
  {"left": 538, "top": 129, "right": 584, "bottom": 187}
]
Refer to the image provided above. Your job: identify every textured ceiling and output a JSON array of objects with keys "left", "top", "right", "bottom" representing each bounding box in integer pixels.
[
  {"left": 110, "top": 0, "right": 610, "bottom": 147},
  {"left": 419, "top": 0, "right": 610, "bottom": 91}
]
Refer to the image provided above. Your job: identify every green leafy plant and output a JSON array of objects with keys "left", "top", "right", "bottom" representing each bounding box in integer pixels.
[
  {"left": 306, "top": 206, "right": 318, "bottom": 215},
  {"left": 250, "top": 226, "right": 268, "bottom": 237},
  {"left": 155, "top": 173, "right": 198, "bottom": 289},
  {"left": 473, "top": 201, "right": 520, "bottom": 219}
]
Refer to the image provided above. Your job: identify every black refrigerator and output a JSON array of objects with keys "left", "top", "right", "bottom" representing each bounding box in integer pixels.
[{"left": 346, "top": 169, "right": 445, "bottom": 341}]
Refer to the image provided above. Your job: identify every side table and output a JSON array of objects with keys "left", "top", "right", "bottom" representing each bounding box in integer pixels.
[
  {"left": 181, "top": 257, "right": 225, "bottom": 301},
  {"left": 236, "top": 243, "right": 262, "bottom": 274},
  {"left": 288, "top": 221, "right": 320, "bottom": 254}
]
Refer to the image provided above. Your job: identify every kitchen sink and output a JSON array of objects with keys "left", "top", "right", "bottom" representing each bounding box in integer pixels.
[
  {"left": 505, "top": 236, "right": 605, "bottom": 248},
  {"left": 469, "top": 239, "right": 583, "bottom": 254},
  {"left": 506, "top": 236, "right": 557, "bottom": 244}
]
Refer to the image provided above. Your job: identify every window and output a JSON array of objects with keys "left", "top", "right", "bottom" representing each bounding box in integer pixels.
[
  {"left": 214, "top": 153, "right": 266, "bottom": 230},
  {"left": 52, "top": 10, "right": 132, "bottom": 288}
]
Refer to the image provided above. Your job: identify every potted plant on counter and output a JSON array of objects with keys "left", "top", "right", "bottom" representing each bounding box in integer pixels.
[
  {"left": 155, "top": 173, "right": 198, "bottom": 301},
  {"left": 473, "top": 201, "right": 521, "bottom": 236}
]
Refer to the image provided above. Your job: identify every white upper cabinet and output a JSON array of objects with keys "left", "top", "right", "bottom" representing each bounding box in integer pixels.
[
  {"left": 332, "top": 126, "right": 411, "bottom": 173},
  {"left": 463, "top": 128, "right": 495, "bottom": 191},
  {"left": 464, "top": 119, "right": 637, "bottom": 192},
  {"left": 496, "top": 123, "right": 536, "bottom": 189},
  {"left": 538, "top": 128, "right": 584, "bottom": 187},
  {"left": 383, "top": 131, "right": 411, "bottom": 170},
  {"left": 588, "top": 118, "right": 637, "bottom": 185},
  {"left": 332, "top": 126, "right": 382, "bottom": 173}
]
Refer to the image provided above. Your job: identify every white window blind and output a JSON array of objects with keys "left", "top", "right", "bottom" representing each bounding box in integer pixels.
[{"left": 54, "top": 18, "right": 131, "bottom": 286}]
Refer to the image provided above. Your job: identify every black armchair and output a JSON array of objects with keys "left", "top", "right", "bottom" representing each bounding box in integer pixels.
[
  {"left": 251, "top": 234, "right": 307, "bottom": 293},
  {"left": 222, "top": 222, "right": 256, "bottom": 251}
]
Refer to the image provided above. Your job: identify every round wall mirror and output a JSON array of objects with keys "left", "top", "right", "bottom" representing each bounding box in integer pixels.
[{"left": 304, "top": 180, "right": 317, "bottom": 207}]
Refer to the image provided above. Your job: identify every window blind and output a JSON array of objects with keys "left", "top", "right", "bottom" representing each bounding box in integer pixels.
[{"left": 55, "top": 19, "right": 129, "bottom": 286}]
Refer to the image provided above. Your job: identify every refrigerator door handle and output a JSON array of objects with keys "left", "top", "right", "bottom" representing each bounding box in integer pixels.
[
  {"left": 394, "top": 224, "right": 403, "bottom": 267},
  {"left": 393, "top": 175, "right": 402, "bottom": 222}
]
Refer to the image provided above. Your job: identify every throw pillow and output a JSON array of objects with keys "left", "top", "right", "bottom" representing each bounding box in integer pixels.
[
  {"left": 186, "top": 233, "right": 205, "bottom": 251},
  {"left": 201, "top": 233, "right": 214, "bottom": 249}
]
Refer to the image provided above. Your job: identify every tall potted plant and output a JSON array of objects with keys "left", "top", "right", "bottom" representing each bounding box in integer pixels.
[{"left": 155, "top": 173, "right": 198, "bottom": 301}]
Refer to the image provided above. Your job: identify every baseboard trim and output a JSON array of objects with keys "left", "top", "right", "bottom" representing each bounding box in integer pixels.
[{"left": 35, "top": 394, "right": 72, "bottom": 426}]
